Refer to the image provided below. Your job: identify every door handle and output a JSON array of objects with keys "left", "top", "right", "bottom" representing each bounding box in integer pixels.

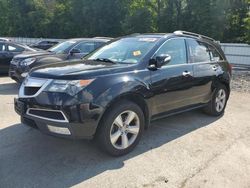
[{"left": 182, "top": 71, "right": 191, "bottom": 77}]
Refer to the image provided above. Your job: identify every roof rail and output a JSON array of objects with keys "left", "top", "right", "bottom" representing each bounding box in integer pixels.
[
  {"left": 174, "top": 30, "right": 216, "bottom": 42},
  {"left": 93, "top": 37, "right": 114, "bottom": 40}
]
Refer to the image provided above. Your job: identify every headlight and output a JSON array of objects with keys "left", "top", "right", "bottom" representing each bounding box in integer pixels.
[
  {"left": 20, "top": 58, "right": 36, "bottom": 66},
  {"left": 45, "top": 79, "right": 94, "bottom": 96},
  {"left": 21, "top": 72, "right": 29, "bottom": 78}
]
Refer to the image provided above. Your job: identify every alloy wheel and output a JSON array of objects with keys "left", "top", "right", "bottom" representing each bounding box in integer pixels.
[
  {"left": 215, "top": 89, "right": 226, "bottom": 112},
  {"left": 110, "top": 110, "right": 140, "bottom": 150}
]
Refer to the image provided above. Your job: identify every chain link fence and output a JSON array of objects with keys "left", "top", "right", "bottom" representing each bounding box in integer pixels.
[{"left": 221, "top": 43, "right": 250, "bottom": 66}]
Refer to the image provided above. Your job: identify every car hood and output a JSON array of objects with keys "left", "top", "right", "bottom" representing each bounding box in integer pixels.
[
  {"left": 14, "top": 51, "right": 52, "bottom": 59},
  {"left": 29, "top": 60, "right": 132, "bottom": 80}
]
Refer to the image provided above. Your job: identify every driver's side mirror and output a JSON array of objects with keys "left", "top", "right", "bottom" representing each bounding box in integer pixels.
[
  {"left": 148, "top": 54, "right": 171, "bottom": 70},
  {"left": 70, "top": 48, "right": 81, "bottom": 55}
]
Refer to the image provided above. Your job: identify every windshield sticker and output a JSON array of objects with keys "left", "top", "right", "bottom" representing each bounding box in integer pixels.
[
  {"left": 138, "top": 38, "right": 158, "bottom": 42},
  {"left": 133, "top": 50, "right": 142, "bottom": 56}
]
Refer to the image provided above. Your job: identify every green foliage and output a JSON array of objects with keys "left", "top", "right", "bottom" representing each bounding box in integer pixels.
[
  {"left": 243, "top": 0, "right": 250, "bottom": 43},
  {"left": 122, "top": 0, "right": 157, "bottom": 34},
  {"left": 244, "top": 15, "right": 250, "bottom": 43},
  {"left": 222, "top": 0, "right": 249, "bottom": 43},
  {"left": 0, "top": 0, "right": 249, "bottom": 43}
]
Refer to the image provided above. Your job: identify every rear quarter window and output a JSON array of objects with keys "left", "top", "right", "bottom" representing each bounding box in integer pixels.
[{"left": 207, "top": 44, "right": 224, "bottom": 61}]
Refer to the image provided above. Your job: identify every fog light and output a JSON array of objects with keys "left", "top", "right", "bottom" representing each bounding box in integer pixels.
[{"left": 47, "top": 125, "right": 71, "bottom": 135}]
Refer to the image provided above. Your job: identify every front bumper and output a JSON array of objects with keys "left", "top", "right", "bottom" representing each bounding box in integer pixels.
[{"left": 14, "top": 98, "right": 101, "bottom": 139}]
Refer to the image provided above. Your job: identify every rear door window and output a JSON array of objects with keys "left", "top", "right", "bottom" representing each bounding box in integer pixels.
[
  {"left": 74, "top": 42, "right": 95, "bottom": 53},
  {"left": 186, "top": 39, "right": 210, "bottom": 63}
]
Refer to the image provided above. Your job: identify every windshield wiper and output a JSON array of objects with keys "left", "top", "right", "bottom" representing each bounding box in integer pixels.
[{"left": 94, "top": 58, "right": 117, "bottom": 64}]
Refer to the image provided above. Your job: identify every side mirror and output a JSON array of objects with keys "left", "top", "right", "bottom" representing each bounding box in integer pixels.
[
  {"left": 148, "top": 54, "right": 171, "bottom": 70},
  {"left": 70, "top": 48, "right": 81, "bottom": 55}
]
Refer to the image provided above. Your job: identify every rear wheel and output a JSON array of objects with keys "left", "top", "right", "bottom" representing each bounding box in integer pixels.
[
  {"left": 96, "top": 100, "right": 144, "bottom": 156},
  {"left": 203, "top": 84, "right": 229, "bottom": 116}
]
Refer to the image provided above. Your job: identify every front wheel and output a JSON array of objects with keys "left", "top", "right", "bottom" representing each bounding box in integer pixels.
[
  {"left": 96, "top": 100, "right": 144, "bottom": 156},
  {"left": 203, "top": 84, "right": 229, "bottom": 116}
]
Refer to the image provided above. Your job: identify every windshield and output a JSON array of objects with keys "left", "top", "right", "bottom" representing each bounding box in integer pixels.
[
  {"left": 88, "top": 37, "right": 159, "bottom": 64},
  {"left": 48, "top": 40, "right": 76, "bottom": 54}
]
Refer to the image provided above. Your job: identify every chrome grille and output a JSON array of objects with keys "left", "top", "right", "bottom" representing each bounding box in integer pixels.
[{"left": 19, "top": 77, "right": 52, "bottom": 98}]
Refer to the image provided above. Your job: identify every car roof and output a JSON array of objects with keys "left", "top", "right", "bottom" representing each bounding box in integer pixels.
[
  {"left": 0, "top": 41, "right": 36, "bottom": 51},
  {"left": 126, "top": 31, "right": 218, "bottom": 45},
  {"left": 0, "top": 37, "right": 11, "bottom": 41},
  {"left": 68, "top": 38, "right": 111, "bottom": 43},
  {"left": 126, "top": 33, "right": 169, "bottom": 38},
  {"left": 37, "top": 40, "right": 59, "bottom": 43},
  {"left": 1, "top": 41, "right": 27, "bottom": 47}
]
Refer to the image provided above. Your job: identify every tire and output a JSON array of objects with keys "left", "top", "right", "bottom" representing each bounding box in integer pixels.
[
  {"left": 203, "top": 83, "right": 229, "bottom": 116},
  {"left": 95, "top": 100, "right": 145, "bottom": 156}
]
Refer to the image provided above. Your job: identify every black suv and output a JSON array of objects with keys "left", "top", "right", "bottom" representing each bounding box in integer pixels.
[
  {"left": 15, "top": 31, "right": 231, "bottom": 156},
  {"left": 9, "top": 38, "right": 111, "bottom": 82}
]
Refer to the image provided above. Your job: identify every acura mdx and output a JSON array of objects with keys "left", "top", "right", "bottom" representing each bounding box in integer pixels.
[{"left": 15, "top": 31, "right": 231, "bottom": 156}]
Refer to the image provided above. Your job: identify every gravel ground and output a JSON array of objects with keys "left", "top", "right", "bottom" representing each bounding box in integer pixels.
[{"left": 231, "top": 69, "right": 250, "bottom": 93}]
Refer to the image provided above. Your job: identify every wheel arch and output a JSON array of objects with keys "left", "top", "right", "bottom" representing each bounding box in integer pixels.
[
  {"left": 95, "top": 92, "right": 151, "bottom": 137},
  {"left": 213, "top": 73, "right": 231, "bottom": 99}
]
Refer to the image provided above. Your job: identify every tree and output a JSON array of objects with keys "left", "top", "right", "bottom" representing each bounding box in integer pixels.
[
  {"left": 223, "top": 0, "right": 249, "bottom": 43},
  {"left": 157, "top": 0, "right": 184, "bottom": 33},
  {"left": 0, "top": 0, "right": 8, "bottom": 35},
  {"left": 122, "top": 0, "right": 157, "bottom": 34},
  {"left": 0, "top": 0, "right": 249, "bottom": 43},
  {"left": 243, "top": 0, "right": 250, "bottom": 43}
]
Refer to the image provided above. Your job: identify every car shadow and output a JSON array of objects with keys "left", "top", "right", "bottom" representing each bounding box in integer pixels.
[
  {"left": 0, "top": 82, "right": 19, "bottom": 95},
  {"left": 0, "top": 110, "right": 221, "bottom": 187}
]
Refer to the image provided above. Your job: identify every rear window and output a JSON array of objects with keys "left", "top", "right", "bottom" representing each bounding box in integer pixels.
[{"left": 49, "top": 41, "right": 76, "bottom": 53}]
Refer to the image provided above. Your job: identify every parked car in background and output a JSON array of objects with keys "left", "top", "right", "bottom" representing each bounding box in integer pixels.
[
  {"left": 0, "top": 37, "right": 11, "bottom": 42},
  {"left": 29, "top": 40, "right": 60, "bottom": 50},
  {"left": 9, "top": 38, "right": 111, "bottom": 82},
  {"left": 0, "top": 41, "right": 36, "bottom": 74},
  {"left": 14, "top": 31, "right": 231, "bottom": 156}
]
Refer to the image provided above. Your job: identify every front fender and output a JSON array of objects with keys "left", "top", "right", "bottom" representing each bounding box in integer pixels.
[{"left": 94, "top": 76, "right": 151, "bottom": 108}]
